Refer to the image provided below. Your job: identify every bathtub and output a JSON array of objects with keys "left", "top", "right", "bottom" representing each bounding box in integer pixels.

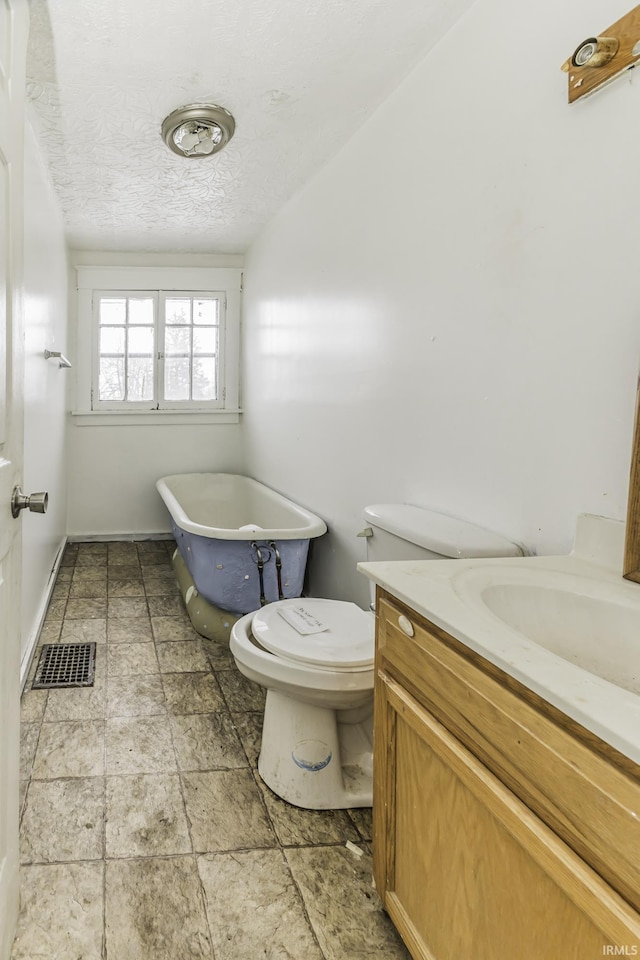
[{"left": 156, "top": 473, "right": 327, "bottom": 614}]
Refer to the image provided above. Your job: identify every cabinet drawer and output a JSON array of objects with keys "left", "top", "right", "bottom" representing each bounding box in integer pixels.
[{"left": 376, "top": 591, "right": 640, "bottom": 912}]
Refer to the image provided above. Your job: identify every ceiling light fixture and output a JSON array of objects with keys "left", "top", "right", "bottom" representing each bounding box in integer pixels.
[{"left": 161, "top": 103, "right": 235, "bottom": 159}]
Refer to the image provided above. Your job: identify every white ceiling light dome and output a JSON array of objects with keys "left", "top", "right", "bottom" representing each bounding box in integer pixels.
[{"left": 161, "top": 103, "right": 235, "bottom": 159}]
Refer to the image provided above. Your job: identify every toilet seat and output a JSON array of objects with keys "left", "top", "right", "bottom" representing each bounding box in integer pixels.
[{"left": 251, "top": 598, "right": 374, "bottom": 670}]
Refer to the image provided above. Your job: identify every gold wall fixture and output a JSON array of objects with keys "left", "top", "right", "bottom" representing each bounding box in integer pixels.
[{"left": 561, "top": 5, "right": 640, "bottom": 103}]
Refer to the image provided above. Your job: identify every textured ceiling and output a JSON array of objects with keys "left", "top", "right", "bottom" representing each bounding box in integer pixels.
[{"left": 27, "top": 0, "right": 475, "bottom": 254}]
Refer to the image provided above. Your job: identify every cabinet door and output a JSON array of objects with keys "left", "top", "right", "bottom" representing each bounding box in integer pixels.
[{"left": 373, "top": 673, "right": 640, "bottom": 960}]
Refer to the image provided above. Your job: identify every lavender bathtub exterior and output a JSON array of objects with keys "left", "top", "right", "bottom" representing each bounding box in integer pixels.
[{"left": 156, "top": 474, "right": 327, "bottom": 615}]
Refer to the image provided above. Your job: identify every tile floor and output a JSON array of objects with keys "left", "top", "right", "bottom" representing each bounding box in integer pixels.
[{"left": 13, "top": 539, "right": 410, "bottom": 960}]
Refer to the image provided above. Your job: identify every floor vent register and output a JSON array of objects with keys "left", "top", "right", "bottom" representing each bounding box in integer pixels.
[{"left": 32, "top": 643, "right": 96, "bottom": 689}]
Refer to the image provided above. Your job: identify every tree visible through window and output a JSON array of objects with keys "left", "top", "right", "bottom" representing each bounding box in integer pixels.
[{"left": 95, "top": 290, "right": 224, "bottom": 409}]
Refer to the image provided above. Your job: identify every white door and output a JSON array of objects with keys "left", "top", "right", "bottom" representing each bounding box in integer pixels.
[{"left": 0, "top": 2, "right": 28, "bottom": 957}]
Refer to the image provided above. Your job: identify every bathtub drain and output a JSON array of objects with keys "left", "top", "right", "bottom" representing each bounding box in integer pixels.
[{"left": 32, "top": 643, "right": 96, "bottom": 689}]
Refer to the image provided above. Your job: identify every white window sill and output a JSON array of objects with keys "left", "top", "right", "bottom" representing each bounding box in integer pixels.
[{"left": 70, "top": 410, "right": 242, "bottom": 426}]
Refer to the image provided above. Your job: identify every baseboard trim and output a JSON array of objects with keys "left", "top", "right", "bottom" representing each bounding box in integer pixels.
[
  {"left": 20, "top": 535, "right": 67, "bottom": 691},
  {"left": 67, "top": 532, "right": 174, "bottom": 543}
]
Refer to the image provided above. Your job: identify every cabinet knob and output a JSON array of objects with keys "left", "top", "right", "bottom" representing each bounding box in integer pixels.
[{"left": 397, "top": 614, "right": 415, "bottom": 638}]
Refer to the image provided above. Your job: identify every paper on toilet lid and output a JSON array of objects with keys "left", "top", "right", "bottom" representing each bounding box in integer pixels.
[{"left": 252, "top": 598, "right": 374, "bottom": 668}]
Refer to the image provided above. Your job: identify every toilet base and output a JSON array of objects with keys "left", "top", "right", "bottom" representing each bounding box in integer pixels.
[{"left": 258, "top": 689, "right": 373, "bottom": 809}]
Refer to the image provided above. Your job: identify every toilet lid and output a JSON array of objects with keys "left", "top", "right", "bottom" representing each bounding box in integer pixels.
[{"left": 251, "top": 598, "right": 374, "bottom": 669}]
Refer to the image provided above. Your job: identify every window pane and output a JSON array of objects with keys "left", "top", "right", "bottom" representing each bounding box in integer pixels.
[
  {"left": 128, "top": 327, "right": 154, "bottom": 354},
  {"left": 129, "top": 298, "right": 154, "bottom": 324},
  {"left": 165, "top": 298, "right": 191, "bottom": 325},
  {"left": 127, "top": 357, "right": 154, "bottom": 401},
  {"left": 165, "top": 326, "right": 190, "bottom": 354},
  {"left": 192, "top": 357, "right": 217, "bottom": 401},
  {"left": 99, "top": 357, "right": 125, "bottom": 401},
  {"left": 193, "top": 299, "right": 218, "bottom": 325},
  {"left": 165, "top": 358, "right": 190, "bottom": 400},
  {"left": 100, "top": 327, "right": 125, "bottom": 353},
  {"left": 100, "top": 298, "right": 126, "bottom": 325},
  {"left": 193, "top": 327, "right": 217, "bottom": 354}
]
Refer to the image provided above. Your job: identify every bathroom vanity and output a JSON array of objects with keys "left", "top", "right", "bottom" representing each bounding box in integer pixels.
[{"left": 359, "top": 517, "right": 640, "bottom": 959}]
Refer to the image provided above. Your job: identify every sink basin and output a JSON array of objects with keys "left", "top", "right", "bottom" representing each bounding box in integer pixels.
[{"left": 453, "top": 567, "right": 640, "bottom": 696}]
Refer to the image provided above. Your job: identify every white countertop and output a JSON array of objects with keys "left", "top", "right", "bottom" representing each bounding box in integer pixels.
[{"left": 358, "top": 515, "right": 640, "bottom": 766}]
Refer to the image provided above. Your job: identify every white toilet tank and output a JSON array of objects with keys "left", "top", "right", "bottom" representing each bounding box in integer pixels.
[{"left": 362, "top": 503, "right": 523, "bottom": 563}]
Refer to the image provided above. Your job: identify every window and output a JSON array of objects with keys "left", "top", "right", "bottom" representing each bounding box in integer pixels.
[
  {"left": 75, "top": 265, "right": 241, "bottom": 422},
  {"left": 95, "top": 291, "right": 224, "bottom": 410}
]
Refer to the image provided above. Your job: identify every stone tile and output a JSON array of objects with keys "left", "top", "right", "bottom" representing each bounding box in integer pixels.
[
  {"left": 256, "top": 777, "right": 360, "bottom": 847},
  {"left": 144, "top": 577, "right": 181, "bottom": 597},
  {"left": 56, "top": 567, "right": 73, "bottom": 582},
  {"left": 69, "top": 578, "right": 108, "bottom": 598},
  {"left": 170, "top": 713, "right": 246, "bottom": 772},
  {"left": 151, "top": 616, "right": 199, "bottom": 642},
  {"left": 43, "top": 681, "right": 107, "bottom": 722},
  {"left": 108, "top": 542, "right": 139, "bottom": 562},
  {"left": 108, "top": 617, "right": 153, "bottom": 643},
  {"left": 44, "top": 598, "right": 67, "bottom": 620},
  {"left": 65, "top": 597, "right": 107, "bottom": 620},
  {"left": 105, "top": 774, "right": 190, "bottom": 858},
  {"left": 11, "top": 862, "right": 104, "bottom": 960},
  {"left": 60, "top": 617, "right": 107, "bottom": 644},
  {"left": 156, "top": 640, "right": 209, "bottom": 674},
  {"left": 32, "top": 720, "right": 105, "bottom": 778},
  {"left": 142, "top": 563, "right": 174, "bottom": 580},
  {"left": 61, "top": 543, "right": 78, "bottom": 564},
  {"left": 20, "top": 723, "right": 40, "bottom": 780},
  {"left": 20, "top": 689, "right": 48, "bottom": 723},
  {"left": 162, "top": 672, "right": 225, "bottom": 715},
  {"left": 285, "top": 845, "right": 411, "bottom": 959},
  {"left": 198, "top": 849, "right": 323, "bottom": 960},
  {"left": 38, "top": 620, "right": 62, "bottom": 643},
  {"left": 107, "top": 675, "right": 166, "bottom": 717},
  {"left": 147, "top": 595, "right": 186, "bottom": 617},
  {"left": 107, "top": 563, "right": 142, "bottom": 580},
  {"left": 105, "top": 856, "right": 213, "bottom": 960},
  {"left": 75, "top": 554, "right": 107, "bottom": 569},
  {"left": 108, "top": 596, "right": 148, "bottom": 619},
  {"left": 231, "top": 712, "right": 263, "bottom": 768},
  {"left": 202, "top": 637, "right": 235, "bottom": 670},
  {"left": 217, "top": 668, "right": 266, "bottom": 712},
  {"left": 107, "top": 641, "right": 159, "bottom": 677},
  {"left": 109, "top": 578, "right": 146, "bottom": 597},
  {"left": 348, "top": 806, "right": 373, "bottom": 841},
  {"left": 106, "top": 716, "right": 176, "bottom": 775},
  {"left": 182, "top": 770, "right": 276, "bottom": 853},
  {"left": 77, "top": 542, "right": 108, "bottom": 559},
  {"left": 51, "top": 582, "right": 70, "bottom": 601},
  {"left": 20, "top": 777, "right": 105, "bottom": 863},
  {"left": 72, "top": 564, "right": 108, "bottom": 581},
  {"left": 137, "top": 540, "right": 170, "bottom": 558},
  {"left": 19, "top": 781, "right": 28, "bottom": 823}
]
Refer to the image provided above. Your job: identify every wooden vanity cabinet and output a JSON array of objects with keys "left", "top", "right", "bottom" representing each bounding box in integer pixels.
[{"left": 373, "top": 589, "right": 640, "bottom": 960}]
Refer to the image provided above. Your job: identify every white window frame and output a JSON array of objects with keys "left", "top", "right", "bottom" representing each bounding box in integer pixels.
[{"left": 74, "top": 266, "right": 241, "bottom": 424}]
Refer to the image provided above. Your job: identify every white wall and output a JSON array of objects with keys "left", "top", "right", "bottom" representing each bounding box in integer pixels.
[
  {"left": 66, "top": 252, "right": 245, "bottom": 536},
  {"left": 67, "top": 422, "right": 244, "bottom": 536},
  {"left": 242, "top": 0, "right": 640, "bottom": 608},
  {"left": 22, "top": 117, "right": 69, "bottom": 663}
]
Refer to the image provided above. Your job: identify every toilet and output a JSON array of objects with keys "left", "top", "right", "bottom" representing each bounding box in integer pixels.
[{"left": 230, "top": 503, "right": 523, "bottom": 810}]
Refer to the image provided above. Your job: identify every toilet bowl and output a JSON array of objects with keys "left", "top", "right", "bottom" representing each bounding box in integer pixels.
[
  {"left": 230, "top": 503, "right": 523, "bottom": 810},
  {"left": 230, "top": 597, "right": 375, "bottom": 810}
]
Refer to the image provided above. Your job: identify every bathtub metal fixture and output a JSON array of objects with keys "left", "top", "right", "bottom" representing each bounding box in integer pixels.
[
  {"left": 11, "top": 485, "right": 48, "bottom": 518},
  {"left": 269, "top": 541, "right": 285, "bottom": 601},
  {"left": 44, "top": 349, "right": 72, "bottom": 368},
  {"left": 252, "top": 541, "right": 268, "bottom": 606},
  {"left": 161, "top": 103, "right": 235, "bottom": 159}
]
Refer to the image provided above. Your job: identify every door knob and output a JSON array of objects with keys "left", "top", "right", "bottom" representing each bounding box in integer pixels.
[{"left": 11, "top": 485, "right": 48, "bottom": 518}]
